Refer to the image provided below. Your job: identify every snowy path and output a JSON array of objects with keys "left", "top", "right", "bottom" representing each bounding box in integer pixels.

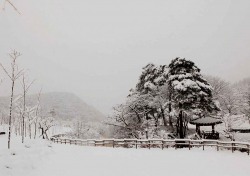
[{"left": 1, "top": 135, "right": 250, "bottom": 176}]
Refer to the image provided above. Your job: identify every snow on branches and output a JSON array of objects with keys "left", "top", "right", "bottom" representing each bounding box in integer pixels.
[
  {"left": 168, "top": 58, "right": 218, "bottom": 115},
  {"left": 110, "top": 58, "right": 220, "bottom": 139}
]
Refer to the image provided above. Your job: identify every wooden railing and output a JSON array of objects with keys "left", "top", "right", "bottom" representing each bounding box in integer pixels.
[{"left": 50, "top": 137, "right": 250, "bottom": 156}]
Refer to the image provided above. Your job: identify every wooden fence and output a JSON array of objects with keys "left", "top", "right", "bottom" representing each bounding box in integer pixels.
[{"left": 50, "top": 137, "right": 250, "bottom": 156}]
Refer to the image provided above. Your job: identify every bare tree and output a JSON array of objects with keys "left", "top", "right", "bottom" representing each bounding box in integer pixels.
[
  {"left": 20, "top": 73, "right": 35, "bottom": 143},
  {"left": 0, "top": 50, "right": 23, "bottom": 149},
  {"left": 38, "top": 116, "right": 54, "bottom": 139},
  {"left": 234, "top": 78, "right": 250, "bottom": 123},
  {"left": 204, "top": 75, "right": 230, "bottom": 100},
  {"left": 205, "top": 75, "right": 238, "bottom": 115}
]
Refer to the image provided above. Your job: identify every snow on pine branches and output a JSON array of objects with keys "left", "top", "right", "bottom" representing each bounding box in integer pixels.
[
  {"left": 109, "top": 58, "right": 219, "bottom": 139},
  {"left": 168, "top": 58, "right": 218, "bottom": 114}
]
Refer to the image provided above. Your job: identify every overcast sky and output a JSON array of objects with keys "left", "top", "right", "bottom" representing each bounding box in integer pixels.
[{"left": 0, "top": 0, "right": 250, "bottom": 114}]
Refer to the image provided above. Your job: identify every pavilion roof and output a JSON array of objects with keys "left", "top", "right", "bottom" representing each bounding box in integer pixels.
[{"left": 190, "top": 117, "right": 222, "bottom": 126}]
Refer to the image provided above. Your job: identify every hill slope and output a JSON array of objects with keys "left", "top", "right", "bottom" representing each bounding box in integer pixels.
[{"left": 0, "top": 92, "right": 105, "bottom": 122}]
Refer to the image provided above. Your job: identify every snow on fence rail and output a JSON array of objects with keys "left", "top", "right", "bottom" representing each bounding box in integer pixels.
[{"left": 50, "top": 137, "right": 250, "bottom": 156}]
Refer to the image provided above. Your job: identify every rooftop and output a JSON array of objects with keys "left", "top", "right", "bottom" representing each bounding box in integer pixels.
[{"left": 190, "top": 117, "right": 222, "bottom": 126}]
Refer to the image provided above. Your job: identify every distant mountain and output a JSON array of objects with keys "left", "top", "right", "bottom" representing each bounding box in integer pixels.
[{"left": 0, "top": 92, "right": 105, "bottom": 122}]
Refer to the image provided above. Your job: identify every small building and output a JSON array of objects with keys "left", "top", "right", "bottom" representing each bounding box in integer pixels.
[
  {"left": 190, "top": 116, "right": 222, "bottom": 139},
  {"left": 231, "top": 123, "right": 250, "bottom": 133}
]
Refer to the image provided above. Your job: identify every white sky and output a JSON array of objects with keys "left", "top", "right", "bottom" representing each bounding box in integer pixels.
[{"left": 0, "top": 0, "right": 250, "bottom": 114}]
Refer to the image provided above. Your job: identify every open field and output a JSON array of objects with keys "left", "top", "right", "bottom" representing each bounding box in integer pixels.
[{"left": 0, "top": 135, "right": 250, "bottom": 176}]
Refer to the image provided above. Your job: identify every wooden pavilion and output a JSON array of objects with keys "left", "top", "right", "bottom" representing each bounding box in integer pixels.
[{"left": 190, "top": 117, "right": 222, "bottom": 139}]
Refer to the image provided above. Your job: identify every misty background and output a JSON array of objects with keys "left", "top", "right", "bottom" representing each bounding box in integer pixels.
[{"left": 0, "top": 0, "right": 250, "bottom": 115}]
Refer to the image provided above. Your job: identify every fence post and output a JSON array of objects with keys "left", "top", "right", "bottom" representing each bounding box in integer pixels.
[
  {"left": 162, "top": 140, "right": 164, "bottom": 150},
  {"left": 112, "top": 140, "right": 115, "bottom": 148},
  {"left": 136, "top": 140, "right": 138, "bottom": 149},
  {"left": 148, "top": 140, "right": 150, "bottom": 150},
  {"left": 248, "top": 144, "right": 250, "bottom": 156},
  {"left": 189, "top": 140, "right": 191, "bottom": 150},
  {"left": 232, "top": 142, "right": 234, "bottom": 153},
  {"left": 217, "top": 141, "right": 219, "bottom": 151},
  {"left": 202, "top": 141, "right": 204, "bottom": 151}
]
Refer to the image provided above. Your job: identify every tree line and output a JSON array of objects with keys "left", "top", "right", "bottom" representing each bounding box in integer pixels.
[{"left": 108, "top": 58, "right": 250, "bottom": 139}]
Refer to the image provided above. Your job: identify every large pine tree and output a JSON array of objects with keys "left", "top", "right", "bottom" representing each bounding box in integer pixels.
[{"left": 167, "top": 58, "right": 219, "bottom": 138}]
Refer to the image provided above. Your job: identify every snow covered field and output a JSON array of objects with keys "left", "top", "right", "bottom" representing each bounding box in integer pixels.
[{"left": 0, "top": 135, "right": 250, "bottom": 176}]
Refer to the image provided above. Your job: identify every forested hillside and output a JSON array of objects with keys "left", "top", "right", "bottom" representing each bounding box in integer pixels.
[{"left": 0, "top": 92, "right": 105, "bottom": 122}]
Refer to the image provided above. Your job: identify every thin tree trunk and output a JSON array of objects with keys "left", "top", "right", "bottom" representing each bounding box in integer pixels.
[
  {"left": 34, "top": 123, "right": 37, "bottom": 139},
  {"left": 19, "top": 121, "right": 21, "bottom": 135},
  {"left": 22, "top": 90, "right": 26, "bottom": 143},
  {"left": 41, "top": 128, "right": 45, "bottom": 139},
  {"left": 168, "top": 93, "right": 173, "bottom": 127},
  {"left": 29, "top": 124, "right": 31, "bottom": 139},
  {"left": 8, "top": 79, "right": 15, "bottom": 149},
  {"left": 169, "top": 103, "right": 173, "bottom": 127},
  {"left": 25, "top": 123, "right": 27, "bottom": 137}
]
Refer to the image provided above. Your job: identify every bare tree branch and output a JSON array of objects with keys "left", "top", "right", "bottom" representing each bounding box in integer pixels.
[
  {"left": 0, "top": 63, "right": 12, "bottom": 79},
  {"left": 4, "top": 0, "right": 21, "bottom": 14}
]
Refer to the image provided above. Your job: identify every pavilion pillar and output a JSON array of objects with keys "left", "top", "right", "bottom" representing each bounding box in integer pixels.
[
  {"left": 212, "top": 125, "right": 215, "bottom": 133},
  {"left": 196, "top": 125, "right": 201, "bottom": 135}
]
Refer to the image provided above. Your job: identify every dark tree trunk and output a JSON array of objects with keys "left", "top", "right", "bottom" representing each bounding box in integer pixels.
[
  {"left": 169, "top": 103, "right": 173, "bottom": 127},
  {"left": 41, "top": 128, "right": 45, "bottom": 139},
  {"left": 161, "top": 106, "right": 167, "bottom": 127},
  {"left": 179, "top": 110, "right": 184, "bottom": 139},
  {"left": 168, "top": 94, "right": 173, "bottom": 127}
]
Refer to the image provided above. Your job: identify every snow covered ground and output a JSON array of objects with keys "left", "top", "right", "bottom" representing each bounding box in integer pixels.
[{"left": 0, "top": 135, "right": 250, "bottom": 176}]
